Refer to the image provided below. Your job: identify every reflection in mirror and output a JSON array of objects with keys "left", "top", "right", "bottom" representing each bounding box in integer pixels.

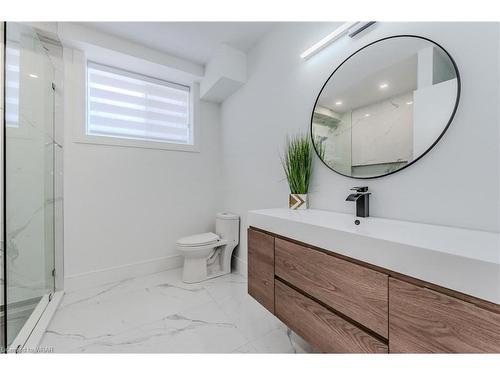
[{"left": 311, "top": 36, "right": 459, "bottom": 178}]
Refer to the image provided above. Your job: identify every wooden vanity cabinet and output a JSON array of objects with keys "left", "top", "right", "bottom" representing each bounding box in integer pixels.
[
  {"left": 247, "top": 227, "right": 500, "bottom": 353},
  {"left": 389, "top": 278, "right": 500, "bottom": 353},
  {"left": 275, "top": 280, "right": 388, "bottom": 353},
  {"left": 275, "top": 237, "right": 388, "bottom": 338},
  {"left": 247, "top": 228, "right": 275, "bottom": 313}
]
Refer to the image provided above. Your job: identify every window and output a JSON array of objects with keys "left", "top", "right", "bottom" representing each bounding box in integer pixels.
[
  {"left": 5, "top": 45, "right": 20, "bottom": 128},
  {"left": 86, "top": 62, "right": 192, "bottom": 146}
]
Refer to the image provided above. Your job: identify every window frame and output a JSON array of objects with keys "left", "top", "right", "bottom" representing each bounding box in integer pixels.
[{"left": 76, "top": 60, "right": 200, "bottom": 152}]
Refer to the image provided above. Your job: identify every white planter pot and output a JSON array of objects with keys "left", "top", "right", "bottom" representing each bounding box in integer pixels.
[{"left": 289, "top": 194, "right": 308, "bottom": 210}]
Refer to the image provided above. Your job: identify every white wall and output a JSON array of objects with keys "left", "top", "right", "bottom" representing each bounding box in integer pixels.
[
  {"left": 220, "top": 22, "right": 500, "bottom": 270},
  {"left": 413, "top": 78, "right": 458, "bottom": 157},
  {"left": 63, "top": 47, "right": 222, "bottom": 288}
]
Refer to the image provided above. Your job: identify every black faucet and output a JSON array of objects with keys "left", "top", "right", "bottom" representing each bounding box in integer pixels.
[{"left": 346, "top": 186, "right": 371, "bottom": 218}]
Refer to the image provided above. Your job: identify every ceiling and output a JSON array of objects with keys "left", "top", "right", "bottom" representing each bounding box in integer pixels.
[
  {"left": 318, "top": 56, "right": 418, "bottom": 112},
  {"left": 82, "top": 22, "right": 275, "bottom": 65},
  {"left": 317, "top": 37, "right": 433, "bottom": 112}
]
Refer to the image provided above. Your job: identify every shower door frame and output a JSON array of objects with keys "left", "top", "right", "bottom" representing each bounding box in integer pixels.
[
  {"left": 1, "top": 20, "right": 6, "bottom": 354},
  {"left": 1, "top": 22, "right": 65, "bottom": 354}
]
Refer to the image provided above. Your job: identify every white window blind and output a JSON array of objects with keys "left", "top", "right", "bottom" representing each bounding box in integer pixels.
[
  {"left": 87, "top": 62, "right": 191, "bottom": 144},
  {"left": 5, "top": 45, "right": 20, "bottom": 128}
]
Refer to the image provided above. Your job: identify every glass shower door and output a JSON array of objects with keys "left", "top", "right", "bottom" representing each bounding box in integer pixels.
[{"left": 4, "top": 22, "right": 56, "bottom": 349}]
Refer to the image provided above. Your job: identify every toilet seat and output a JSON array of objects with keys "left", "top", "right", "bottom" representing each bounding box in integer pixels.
[{"left": 177, "top": 232, "right": 219, "bottom": 247}]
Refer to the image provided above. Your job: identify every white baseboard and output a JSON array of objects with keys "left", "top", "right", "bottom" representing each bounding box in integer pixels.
[
  {"left": 64, "top": 254, "right": 184, "bottom": 292},
  {"left": 232, "top": 255, "right": 247, "bottom": 277}
]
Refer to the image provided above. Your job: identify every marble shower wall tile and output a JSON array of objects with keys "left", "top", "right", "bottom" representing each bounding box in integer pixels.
[{"left": 351, "top": 92, "right": 413, "bottom": 166}]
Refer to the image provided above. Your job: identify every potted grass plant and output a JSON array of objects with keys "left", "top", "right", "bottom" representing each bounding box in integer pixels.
[{"left": 281, "top": 134, "right": 320, "bottom": 210}]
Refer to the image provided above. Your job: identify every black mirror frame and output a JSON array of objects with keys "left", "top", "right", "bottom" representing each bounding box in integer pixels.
[{"left": 310, "top": 34, "right": 461, "bottom": 180}]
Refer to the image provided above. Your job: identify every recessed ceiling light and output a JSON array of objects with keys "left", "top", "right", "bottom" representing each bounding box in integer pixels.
[
  {"left": 29, "top": 73, "right": 38, "bottom": 78},
  {"left": 364, "top": 113, "right": 370, "bottom": 117},
  {"left": 379, "top": 83, "right": 388, "bottom": 89},
  {"left": 406, "top": 101, "right": 413, "bottom": 105},
  {"left": 335, "top": 101, "right": 343, "bottom": 106}
]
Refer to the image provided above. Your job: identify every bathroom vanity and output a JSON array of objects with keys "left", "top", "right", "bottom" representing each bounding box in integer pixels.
[{"left": 247, "top": 209, "right": 500, "bottom": 353}]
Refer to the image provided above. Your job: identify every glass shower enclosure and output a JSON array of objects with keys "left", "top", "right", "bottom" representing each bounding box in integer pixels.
[{"left": 1, "top": 22, "right": 57, "bottom": 352}]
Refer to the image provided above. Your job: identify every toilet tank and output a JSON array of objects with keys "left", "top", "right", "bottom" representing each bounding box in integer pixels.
[{"left": 215, "top": 212, "right": 240, "bottom": 244}]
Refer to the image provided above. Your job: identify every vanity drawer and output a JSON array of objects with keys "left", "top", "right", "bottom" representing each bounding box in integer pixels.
[
  {"left": 247, "top": 228, "right": 275, "bottom": 313},
  {"left": 389, "top": 278, "right": 500, "bottom": 353},
  {"left": 275, "top": 238, "right": 388, "bottom": 338},
  {"left": 275, "top": 280, "right": 388, "bottom": 353}
]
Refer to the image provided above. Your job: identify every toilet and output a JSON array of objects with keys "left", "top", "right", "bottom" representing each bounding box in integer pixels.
[{"left": 176, "top": 212, "right": 240, "bottom": 283}]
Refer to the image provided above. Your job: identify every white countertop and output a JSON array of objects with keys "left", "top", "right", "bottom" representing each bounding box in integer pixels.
[{"left": 248, "top": 208, "right": 500, "bottom": 304}]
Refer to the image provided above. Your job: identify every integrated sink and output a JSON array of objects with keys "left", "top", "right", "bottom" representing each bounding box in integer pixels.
[{"left": 248, "top": 208, "right": 500, "bottom": 304}]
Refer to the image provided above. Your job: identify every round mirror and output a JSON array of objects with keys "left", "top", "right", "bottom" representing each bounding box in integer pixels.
[{"left": 311, "top": 35, "right": 460, "bottom": 179}]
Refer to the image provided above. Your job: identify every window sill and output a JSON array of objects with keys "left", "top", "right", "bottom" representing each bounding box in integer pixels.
[{"left": 73, "top": 134, "right": 200, "bottom": 153}]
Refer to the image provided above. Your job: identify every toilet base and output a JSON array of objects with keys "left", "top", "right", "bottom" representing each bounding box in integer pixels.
[
  {"left": 179, "top": 242, "right": 237, "bottom": 283},
  {"left": 182, "top": 256, "right": 231, "bottom": 283}
]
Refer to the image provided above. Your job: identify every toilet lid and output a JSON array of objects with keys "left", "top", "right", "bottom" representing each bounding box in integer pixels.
[{"left": 177, "top": 232, "right": 220, "bottom": 247}]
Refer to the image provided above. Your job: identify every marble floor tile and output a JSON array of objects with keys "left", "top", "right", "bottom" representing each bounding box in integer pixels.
[
  {"left": 241, "top": 327, "right": 314, "bottom": 354},
  {"left": 40, "top": 268, "right": 313, "bottom": 353},
  {"left": 76, "top": 300, "right": 248, "bottom": 353},
  {"left": 202, "top": 276, "right": 286, "bottom": 341}
]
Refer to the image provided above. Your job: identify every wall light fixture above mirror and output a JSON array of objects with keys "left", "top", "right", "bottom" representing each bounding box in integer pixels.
[{"left": 311, "top": 35, "right": 460, "bottom": 179}]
